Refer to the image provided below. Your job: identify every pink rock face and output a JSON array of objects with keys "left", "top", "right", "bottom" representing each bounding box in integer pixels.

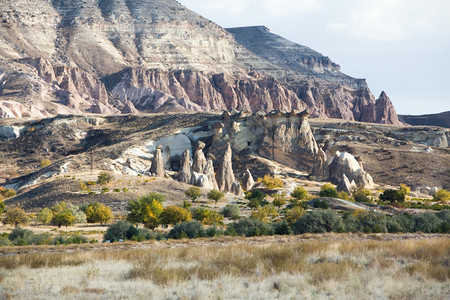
[
  {"left": 359, "top": 91, "right": 401, "bottom": 125},
  {"left": 0, "top": 100, "right": 47, "bottom": 118}
]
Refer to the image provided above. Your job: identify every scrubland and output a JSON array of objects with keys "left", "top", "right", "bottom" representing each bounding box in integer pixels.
[{"left": 0, "top": 236, "right": 448, "bottom": 299}]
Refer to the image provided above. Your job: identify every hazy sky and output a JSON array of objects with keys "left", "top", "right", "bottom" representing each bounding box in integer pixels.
[{"left": 178, "top": 0, "right": 450, "bottom": 115}]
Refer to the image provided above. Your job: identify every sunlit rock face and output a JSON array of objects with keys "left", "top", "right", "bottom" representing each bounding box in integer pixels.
[{"left": 1, "top": 0, "right": 400, "bottom": 124}]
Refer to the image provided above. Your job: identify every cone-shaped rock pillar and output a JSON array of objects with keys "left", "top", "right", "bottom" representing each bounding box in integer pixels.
[
  {"left": 216, "top": 142, "right": 235, "bottom": 193},
  {"left": 192, "top": 141, "right": 207, "bottom": 173},
  {"left": 178, "top": 149, "right": 191, "bottom": 183},
  {"left": 150, "top": 145, "right": 165, "bottom": 177}
]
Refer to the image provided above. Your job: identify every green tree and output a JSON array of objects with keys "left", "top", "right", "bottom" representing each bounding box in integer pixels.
[
  {"left": 185, "top": 186, "right": 202, "bottom": 203},
  {"left": 51, "top": 202, "right": 76, "bottom": 228},
  {"left": 97, "top": 172, "right": 114, "bottom": 184},
  {"left": 250, "top": 205, "right": 278, "bottom": 223},
  {"left": 284, "top": 206, "right": 305, "bottom": 227},
  {"left": 433, "top": 189, "right": 450, "bottom": 202},
  {"left": 86, "top": 202, "right": 113, "bottom": 224},
  {"left": 291, "top": 187, "right": 308, "bottom": 200},
  {"left": 245, "top": 189, "right": 267, "bottom": 209},
  {"left": 0, "top": 199, "right": 5, "bottom": 215},
  {"left": 380, "top": 189, "right": 405, "bottom": 203},
  {"left": 319, "top": 183, "right": 338, "bottom": 198},
  {"left": 126, "top": 193, "right": 165, "bottom": 224},
  {"left": 158, "top": 206, "right": 191, "bottom": 226},
  {"left": 36, "top": 208, "right": 53, "bottom": 225},
  {"left": 207, "top": 190, "right": 224, "bottom": 203},
  {"left": 399, "top": 184, "right": 411, "bottom": 196},
  {"left": 4, "top": 207, "right": 29, "bottom": 227},
  {"left": 352, "top": 187, "right": 372, "bottom": 203}
]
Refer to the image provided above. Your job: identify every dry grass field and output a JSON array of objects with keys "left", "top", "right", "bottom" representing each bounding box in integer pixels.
[{"left": 0, "top": 235, "right": 448, "bottom": 299}]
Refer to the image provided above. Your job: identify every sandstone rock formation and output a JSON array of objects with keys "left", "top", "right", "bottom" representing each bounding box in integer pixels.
[
  {"left": 241, "top": 169, "right": 255, "bottom": 192},
  {"left": 329, "top": 151, "right": 374, "bottom": 190},
  {"left": 337, "top": 174, "right": 357, "bottom": 193},
  {"left": 121, "top": 101, "right": 139, "bottom": 114},
  {"left": 191, "top": 153, "right": 218, "bottom": 190},
  {"left": 0, "top": 0, "right": 400, "bottom": 124},
  {"left": 231, "top": 181, "right": 245, "bottom": 197},
  {"left": 150, "top": 145, "right": 165, "bottom": 177},
  {"left": 216, "top": 142, "right": 236, "bottom": 193},
  {"left": 192, "top": 141, "right": 207, "bottom": 173},
  {"left": 178, "top": 149, "right": 191, "bottom": 184}
]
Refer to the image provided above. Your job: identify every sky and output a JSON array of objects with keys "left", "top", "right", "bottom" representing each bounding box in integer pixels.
[{"left": 178, "top": 0, "right": 450, "bottom": 115}]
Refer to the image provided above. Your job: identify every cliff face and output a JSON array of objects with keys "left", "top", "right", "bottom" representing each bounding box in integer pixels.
[{"left": 0, "top": 0, "right": 400, "bottom": 124}]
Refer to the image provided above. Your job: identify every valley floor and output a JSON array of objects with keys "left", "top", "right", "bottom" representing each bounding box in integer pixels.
[{"left": 0, "top": 234, "right": 448, "bottom": 299}]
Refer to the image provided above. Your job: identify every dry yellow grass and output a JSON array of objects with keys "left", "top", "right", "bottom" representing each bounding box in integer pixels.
[{"left": 0, "top": 236, "right": 448, "bottom": 299}]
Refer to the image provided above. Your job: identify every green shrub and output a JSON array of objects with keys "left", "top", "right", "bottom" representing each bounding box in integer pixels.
[
  {"left": 284, "top": 206, "right": 305, "bottom": 227},
  {"left": 272, "top": 193, "right": 287, "bottom": 207},
  {"left": 272, "top": 220, "right": 292, "bottom": 235},
  {"left": 352, "top": 210, "right": 387, "bottom": 233},
  {"left": 337, "top": 191, "right": 351, "bottom": 200},
  {"left": 101, "top": 188, "right": 109, "bottom": 194},
  {"left": 122, "top": 188, "right": 129, "bottom": 192},
  {"left": 380, "top": 189, "right": 405, "bottom": 203},
  {"left": 168, "top": 221, "right": 205, "bottom": 239},
  {"left": 67, "top": 235, "right": 89, "bottom": 244},
  {"left": 113, "top": 188, "right": 121, "bottom": 193},
  {"left": 0, "top": 199, "right": 5, "bottom": 215},
  {"left": 104, "top": 221, "right": 132, "bottom": 241},
  {"left": 158, "top": 206, "right": 191, "bottom": 226},
  {"left": 221, "top": 204, "right": 241, "bottom": 220},
  {"left": 246, "top": 189, "right": 267, "bottom": 209},
  {"left": 313, "top": 199, "right": 329, "bottom": 209},
  {"left": 207, "top": 190, "right": 224, "bottom": 203},
  {"left": 257, "top": 174, "right": 284, "bottom": 189},
  {"left": 433, "top": 189, "right": 450, "bottom": 202},
  {"left": 185, "top": 186, "right": 202, "bottom": 203},
  {"left": 28, "top": 233, "right": 52, "bottom": 245},
  {"left": 293, "top": 209, "right": 344, "bottom": 234},
  {"left": 206, "top": 226, "right": 224, "bottom": 237},
  {"left": 97, "top": 172, "right": 114, "bottom": 184},
  {"left": 226, "top": 218, "right": 274, "bottom": 237},
  {"left": 412, "top": 213, "right": 442, "bottom": 233},
  {"left": 192, "top": 208, "right": 223, "bottom": 225},
  {"left": 250, "top": 205, "right": 278, "bottom": 223},
  {"left": 50, "top": 202, "right": 77, "bottom": 227},
  {"left": 291, "top": 187, "right": 307, "bottom": 200},
  {"left": 8, "top": 227, "right": 33, "bottom": 243},
  {"left": 0, "top": 237, "right": 11, "bottom": 247},
  {"left": 352, "top": 187, "right": 372, "bottom": 203},
  {"left": 319, "top": 184, "right": 338, "bottom": 198}
]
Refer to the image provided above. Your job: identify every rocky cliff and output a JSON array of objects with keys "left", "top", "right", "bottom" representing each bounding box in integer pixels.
[{"left": 0, "top": 0, "right": 400, "bottom": 124}]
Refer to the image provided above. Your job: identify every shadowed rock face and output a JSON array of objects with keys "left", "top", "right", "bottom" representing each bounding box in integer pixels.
[
  {"left": 202, "top": 153, "right": 219, "bottom": 191},
  {"left": 178, "top": 149, "right": 191, "bottom": 184},
  {"left": 241, "top": 169, "right": 255, "bottom": 192},
  {"left": 0, "top": 1, "right": 399, "bottom": 124},
  {"left": 150, "top": 145, "right": 165, "bottom": 177}
]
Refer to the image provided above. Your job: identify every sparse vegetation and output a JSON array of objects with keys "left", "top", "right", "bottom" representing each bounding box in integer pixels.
[
  {"left": 352, "top": 187, "right": 372, "bottom": 203},
  {"left": 97, "top": 172, "right": 114, "bottom": 185},
  {"left": 40, "top": 159, "right": 52, "bottom": 168},
  {"left": 257, "top": 174, "right": 284, "bottom": 189}
]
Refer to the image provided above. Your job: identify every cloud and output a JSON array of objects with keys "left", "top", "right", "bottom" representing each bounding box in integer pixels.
[{"left": 326, "top": 0, "right": 450, "bottom": 42}]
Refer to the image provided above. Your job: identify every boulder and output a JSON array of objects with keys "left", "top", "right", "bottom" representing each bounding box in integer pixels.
[
  {"left": 178, "top": 149, "right": 191, "bottom": 184},
  {"left": 192, "top": 141, "right": 207, "bottom": 173},
  {"left": 241, "top": 169, "right": 255, "bottom": 191},
  {"left": 149, "top": 145, "right": 165, "bottom": 177},
  {"left": 329, "top": 151, "right": 374, "bottom": 190},
  {"left": 216, "top": 142, "right": 236, "bottom": 192}
]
